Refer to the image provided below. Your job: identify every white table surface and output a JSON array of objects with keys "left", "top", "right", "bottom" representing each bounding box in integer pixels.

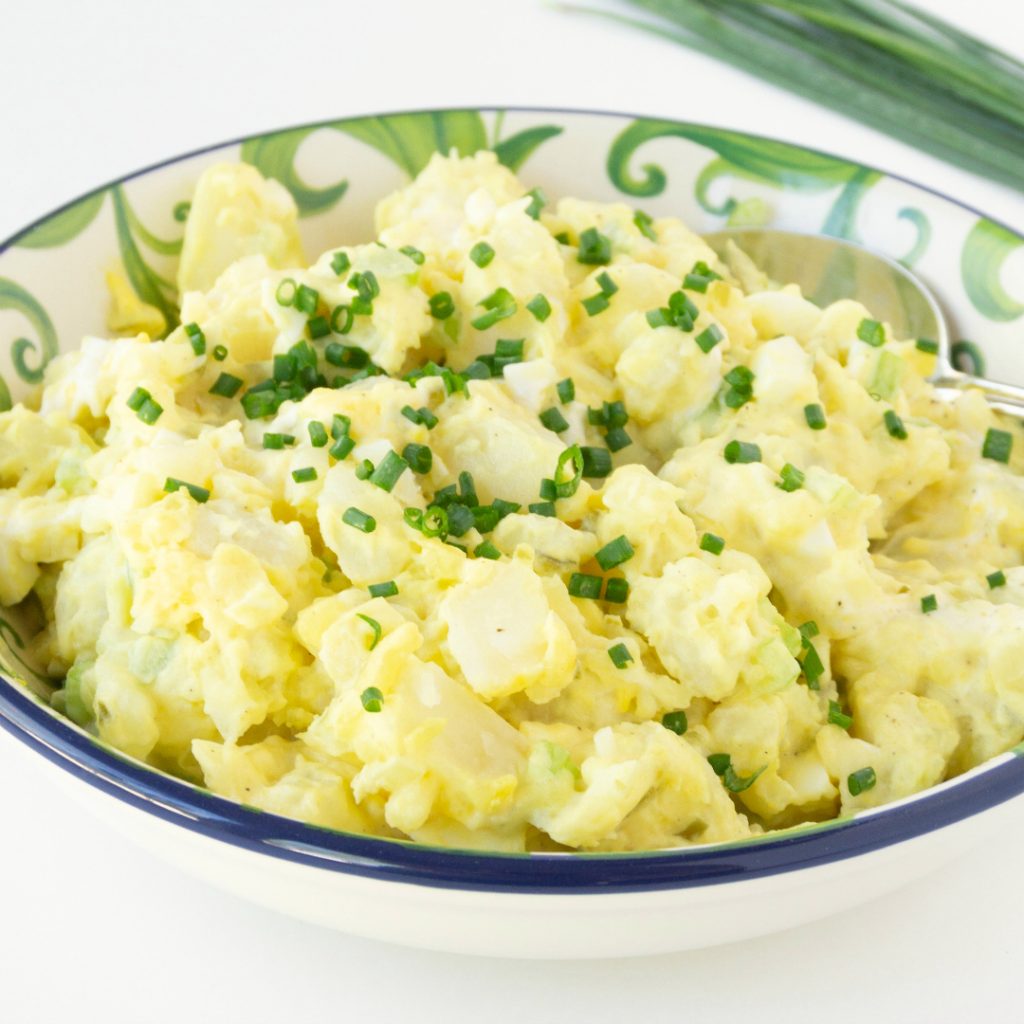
[{"left": 2, "top": 2, "right": 1023, "bottom": 1020}]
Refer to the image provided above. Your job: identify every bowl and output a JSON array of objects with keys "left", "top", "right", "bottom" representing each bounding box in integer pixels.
[{"left": 2, "top": 106, "right": 1024, "bottom": 959}]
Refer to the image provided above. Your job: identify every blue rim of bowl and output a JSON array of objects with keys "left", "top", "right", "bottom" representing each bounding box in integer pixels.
[{"left": 2, "top": 106, "right": 1023, "bottom": 895}]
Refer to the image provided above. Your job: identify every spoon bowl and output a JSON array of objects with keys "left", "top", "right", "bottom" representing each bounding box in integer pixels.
[{"left": 704, "top": 228, "right": 1024, "bottom": 416}]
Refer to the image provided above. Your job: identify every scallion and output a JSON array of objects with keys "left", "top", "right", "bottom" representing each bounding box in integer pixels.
[
  {"left": 469, "top": 241, "right": 495, "bottom": 268},
  {"left": 700, "top": 532, "right": 725, "bottom": 555},
  {"left": 604, "top": 577, "right": 630, "bottom": 603},
  {"left": 723, "top": 440, "right": 761, "bottom": 464},
  {"left": 608, "top": 642, "right": 633, "bottom": 669},
  {"left": 568, "top": 573, "right": 603, "bottom": 599},
  {"left": 595, "top": 535, "right": 634, "bottom": 571},
  {"left": 527, "top": 294, "right": 552, "bottom": 322},
  {"left": 369, "top": 581, "right": 399, "bottom": 598},
  {"left": 848, "top": 767, "right": 876, "bottom": 796},
  {"left": 983, "top": 427, "right": 1013, "bottom": 463},
  {"left": 343, "top": 507, "right": 376, "bottom": 533}
]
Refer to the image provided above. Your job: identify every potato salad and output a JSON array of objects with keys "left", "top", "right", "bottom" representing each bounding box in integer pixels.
[{"left": 3, "top": 152, "right": 1024, "bottom": 852}]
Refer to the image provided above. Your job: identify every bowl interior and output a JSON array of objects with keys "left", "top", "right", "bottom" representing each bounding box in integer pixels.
[{"left": 2, "top": 107, "right": 1023, "bottom": 880}]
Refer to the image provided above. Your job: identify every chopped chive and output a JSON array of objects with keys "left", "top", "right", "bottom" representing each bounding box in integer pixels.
[
  {"left": 580, "top": 446, "right": 612, "bottom": 478},
  {"left": 495, "top": 338, "right": 524, "bottom": 361},
  {"left": 369, "top": 450, "right": 408, "bottom": 492},
  {"left": 212, "top": 345, "right": 228, "bottom": 361},
  {"left": 275, "top": 278, "right": 298, "bottom": 306},
  {"left": 582, "top": 293, "right": 610, "bottom": 316},
  {"left": 294, "top": 284, "right": 319, "bottom": 315},
  {"left": 164, "top": 477, "right": 209, "bottom": 503},
  {"left": 360, "top": 685, "right": 383, "bottom": 711},
  {"left": 329, "top": 414, "right": 351, "bottom": 440},
  {"left": 988, "top": 570, "right": 1007, "bottom": 589},
  {"left": 916, "top": 338, "right": 939, "bottom": 354},
  {"left": 553, "top": 445, "right": 584, "bottom": 500},
  {"left": 369, "top": 580, "right": 399, "bottom": 598},
  {"left": 134, "top": 398, "right": 162, "bottom": 424},
  {"left": 447, "top": 503, "right": 475, "bottom": 536},
  {"left": 420, "top": 505, "right": 449, "bottom": 539},
  {"left": 554, "top": 230, "right": 571, "bottom": 245},
  {"left": 292, "top": 467, "right": 318, "bottom": 483},
  {"left": 241, "top": 389, "right": 278, "bottom": 419},
  {"left": 472, "top": 288, "right": 517, "bottom": 331},
  {"left": 684, "top": 260, "right": 722, "bottom": 292},
  {"left": 400, "top": 244, "right": 425, "bottom": 265},
  {"left": 263, "top": 433, "right": 296, "bottom": 450},
  {"left": 528, "top": 501, "right": 557, "bottom": 517},
  {"left": 348, "top": 271, "right": 380, "bottom": 302},
  {"left": 777, "top": 463, "right": 805, "bottom": 492},
  {"left": 723, "top": 440, "right": 761, "bottom": 464},
  {"left": 605, "top": 427, "right": 632, "bottom": 452},
  {"left": 474, "top": 540, "right": 501, "bottom": 560},
  {"left": 526, "top": 293, "right": 552, "bottom": 322},
  {"left": 847, "top": 767, "right": 876, "bottom": 796},
  {"left": 662, "top": 710, "right": 688, "bottom": 735},
  {"left": 127, "top": 387, "right": 150, "bottom": 411},
  {"left": 608, "top": 642, "right": 633, "bottom": 669},
  {"left": 524, "top": 187, "right": 547, "bottom": 220},
  {"left": 828, "top": 700, "right": 853, "bottom": 730},
  {"left": 568, "top": 573, "right": 602, "bottom": 599},
  {"left": 458, "top": 470, "right": 478, "bottom": 506},
  {"left": 921, "top": 593, "right": 938, "bottom": 613},
  {"left": 556, "top": 378, "right": 575, "bottom": 404},
  {"left": 402, "top": 442, "right": 433, "bottom": 474},
  {"left": 857, "top": 318, "right": 886, "bottom": 347},
  {"left": 577, "top": 226, "right": 612, "bottom": 265},
  {"left": 429, "top": 291, "right": 455, "bottom": 320},
  {"left": 884, "top": 409, "right": 908, "bottom": 440},
  {"left": 307, "top": 421, "right": 328, "bottom": 448},
  {"left": 325, "top": 342, "right": 369, "bottom": 368},
  {"left": 273, "top": 353, "right": 296, "bottom": 382},
  {"left": 801, "top": 643, "right": 824, "bottom": 690},
  {"left": 492, "top": 498, "right": 520, "bottom": 519},
  {"left": 983, "top": 427, "right": 1013, "bottom": 463},
  {"left": 707, "top": 753, "right": 765, "bottom": 793},
  {"left": 540, "top": 407, "right": 570, "bottom": 433},
  {"left": 307, "top": 315, "right": 330, "bottom": 340},
  {"left": 595, "top": 271, "right": 618, "bottom": 296},
  {"left": 330, "top": 305, "right": 354, "bottom": 335},
  {"left": 646, "top": 308, "right": 671, "bottom": 329},
  {"left": 184, "top": 322, "right": 206, "bottom": 356},
  {"left": 343, "top": 507, "right": 376, "bottom": 533},
  {"left": 469, "top": 241, "right": 495, "bottom": 268},
  {"left": 799, "top": 620, "right": 820, "bottom": 641},
  {"left": 471, "top": 505, "right": 500, "bottom": 533},
  {"left": 633, "top": 209, "right": 657, "bottom": 241},
  {"left": 700, "top": 532, "right": 725, "bottom": 555},
  {"left": 695, "top": 324, "right": 723, "bottom": 353},
  {"left": 330, "top": 251, "right": 351, "bottom": 275},
  {"left": 804, "top": 403, "right": 827, "bottom": 430},
  {"left": 604, "top": 577, "right": 630, "bottom": 603},
  {"left": 595, "top": 535, "right": 634, "bottom": 571}
]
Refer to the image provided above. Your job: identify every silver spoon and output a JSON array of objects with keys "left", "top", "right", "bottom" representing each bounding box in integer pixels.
[{"left": 704, "top": 228, "right": 1024, "bottom": 416}]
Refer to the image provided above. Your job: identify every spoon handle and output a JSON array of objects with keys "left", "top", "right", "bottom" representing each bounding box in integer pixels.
[{"left": 933, "top": 372, "right": 1024, "bottom": 417}]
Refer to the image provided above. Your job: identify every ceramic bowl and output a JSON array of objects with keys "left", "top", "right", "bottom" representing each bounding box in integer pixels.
[{"left": 2, "top": 107, "right": 1024, "bottom": 959}]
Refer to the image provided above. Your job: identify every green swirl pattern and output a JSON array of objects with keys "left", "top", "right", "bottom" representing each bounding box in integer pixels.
[
  {"left": 0, "top": 277, "right": 58, "bottom": 384},
  {"left": 241, "top": 127, "right": 350, "bottom": 218},
  {"left": 15, "top": 189, "right": 107, "bottom": 249},
  {"left": 111, "top": 186, "right": 179, "bottom": 334},
  {"left": 961, "top": 219, "right": 1024, "bottom": 323}
]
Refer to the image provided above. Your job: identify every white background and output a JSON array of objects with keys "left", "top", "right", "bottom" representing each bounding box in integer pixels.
[{"left": 2, "top": 1, "right": 1023, "bottom": 1020}]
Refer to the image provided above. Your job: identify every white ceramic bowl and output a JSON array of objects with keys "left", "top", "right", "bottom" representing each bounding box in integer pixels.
[{"left": 2, "top": 107, "right": 1024, "bottom": 959}]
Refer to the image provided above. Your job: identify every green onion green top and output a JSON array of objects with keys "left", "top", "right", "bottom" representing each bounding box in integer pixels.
[
  {"left": 982, "top": 427, "right": 1013, "bottom": 463},
  {"left": 577, "top": 226, "right": 612, "bottom": 265},
  {"left": 608, "top": 642, "right": 633, "bottom": 669},
  {"left": 343, "top": 507, "right": 376, "bottom": 533},
  {"left": 662, "top": 710, "right": 688, "bottom": 735},
  {"left": 848, "top": 767, "right": 876, "bottom": 796},
  {"left": 469, "top": 241, "right": 495, "bottom": 268},
  {"left": 595, "top": 535, "right": 635, "bottom": 571},
  {"left": 723, "top": 440, "right": 761, "bottom": 464}
]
